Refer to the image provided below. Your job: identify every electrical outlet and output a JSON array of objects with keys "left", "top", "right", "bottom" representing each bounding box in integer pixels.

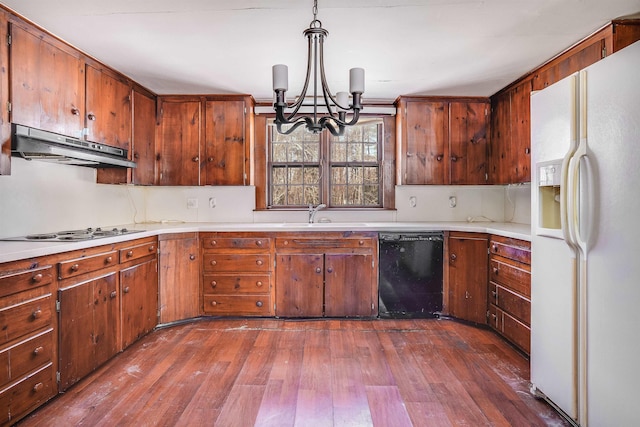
[
  {"left": 409, "top": 196, "right": 417, "bottom": 208},
  {"left": 187, "top": 198, "right": 198, "bottom": 209},
  {"left": 449, "top": 196, "right": 457, "bottom": 208},
  {"left": 209, "top": 197, "right": 216, "bottom": 208}
]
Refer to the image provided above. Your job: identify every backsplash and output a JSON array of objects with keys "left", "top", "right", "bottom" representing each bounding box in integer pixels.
[{"left": 0, "top": 159, "right": 532, "bottom": 237}]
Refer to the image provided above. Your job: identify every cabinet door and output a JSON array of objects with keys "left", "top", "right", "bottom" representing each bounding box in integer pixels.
[
  {"left": 58, "top": 273, "right": 118, "bottom": 391},
  {"left": 10, "top": 24, "right": 84, "bottom": 137},
  {"left": 403, "top": 100, "right": 447, "bottom": 184},
  {"left": 448, "top": 234, "right": 488, "bottom": 324},
  {"left": 85, "top": 65, "right": 131, "bottom": 148},
  {"left": 275, "top": 253, "right": 324, "bottom": 317},
  {"left": 449, "top": 102, "right": 488, "bottom": 185},
  {"left": 203, "top": 100, "right": 245, "bottom": 185},
  {"left": 324, "top": 253, "right": 374, "bottom": 317},
  {"left": 158, "top": 235, "right": 199, "bottom": 323},
  {"left": 132, "top": 90, "right": 157, "bottom": 185},
  {"left": 156, "top": 100, "right": 201, "bottom": 185},
  {"left": 0, "top": 12, "right": 9, "bottom": 175},
  {"left": 510, "top": 81, "right": 531, "bottom": 183},
  {"left": 120, "top": 259, "right": 158, "bottom": 349},
  {"left": 489, "top": 91, "right": 511, "bottom": 184}
]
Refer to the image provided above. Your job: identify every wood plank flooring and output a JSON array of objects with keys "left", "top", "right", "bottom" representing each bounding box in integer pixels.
[{"left": 17, "top": 318, "right": 569, "bottom": 427}]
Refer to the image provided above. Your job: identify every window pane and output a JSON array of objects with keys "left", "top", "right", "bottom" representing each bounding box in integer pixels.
[
  {"left": 332, "top": 166, "right": 346, "bottom": 184},
  {"left": 348, "top": 186, "right": 363, "bottom": 205},
  {"left": 287, "top": 142, "right": 303, "bottom": 162},
  {"left": 304, "top": 186, "right": 320, "bottom": 205},
  {"left": 331, "top": 142, "right": 346, "bottom": 162},
  {"left": 364, "top": 166, "right": 379, "bottom": 184},
  {"left": 288, "top": 167, "right": 303, "bottom": 185},
  {"left": 272, "top": 185, "right": 286, "bottom": 205},
  {"left": 304, "top": 167, "right": 320, "bottom": 184},
  {"left": 288, "top": 186, "right": 304, "bottom": 205},
  {"left": 364, "top": 143, "right": 377, "bottom": 161},
  {"left": 347, "top": 142, "right": 363, "bottom": 162},
  {"left": 303, "top": 142, "right": 320, "bottom": 162},
  {"left": 272, "top": 166, "right": 286, "bottom": 185},
  {"left": 364, "top": 185, "right": 379, "bottom": 205},
  {"left": 349, "top": 166, "right": 363, "bottom": 184},
  {"left": 272, "top": 142, "right": 287, "bottom": 162},
  {"left": 331, "top": 185, "right": 347, "bottom": 205}
]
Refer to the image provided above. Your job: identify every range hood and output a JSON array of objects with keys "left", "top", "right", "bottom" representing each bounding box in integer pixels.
[{"left": 11, "top": 124, "right": 137, "bottom": 168}]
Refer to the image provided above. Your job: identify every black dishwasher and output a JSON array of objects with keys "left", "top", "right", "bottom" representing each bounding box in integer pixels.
[{"left": 378, "top": 232, "right": 444, "bottom": 318}]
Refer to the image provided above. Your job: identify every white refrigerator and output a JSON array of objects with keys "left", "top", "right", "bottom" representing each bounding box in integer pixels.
[{"left": 530, "top": 40, "right": 640, "bottom": 427}]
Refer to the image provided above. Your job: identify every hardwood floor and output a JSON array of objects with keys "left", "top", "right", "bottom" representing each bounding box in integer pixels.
[{"left": 18, "top": 318, "right": 568, "bottom": 427}]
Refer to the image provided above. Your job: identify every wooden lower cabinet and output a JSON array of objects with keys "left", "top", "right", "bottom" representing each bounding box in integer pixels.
[
  {"left": 201, "top": 233, "right": 273, "bottom": 316},
  {"left": 446, "top": 232, "right": 488, "bottom": 324},
  {"left": 158, "top": 233, "right": 199, "bottom": 323},
  {"left": 274, "top": 232, "right": 378, "bottom": 318},
  {"left": 58, "top": 273, "right": 119, "bottom": 391},
  {"left": 488, "top": 235, "right": 531, "bottom": 354},
  {"left": 120, "top": 258, "right": 158, "bottom": 350}
]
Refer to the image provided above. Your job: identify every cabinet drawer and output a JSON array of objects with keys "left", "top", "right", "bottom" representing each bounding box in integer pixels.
[
  {"left": 489, "top": 259, "right": 530, "bottom": 297},
  {"left": 489, "top": 304, "right": 530, "bottom": 355},
  {"left": 490, "top": 236, "right": 531, "bottom": 265},
  {"left": 275, "top": 237, "right": 373, "bottom": 250},
  {"left": 489, "top": 283, "right": 530, "bottom": 326},
  {"left": 0, "top": 295, "right": 52, "bottom": 346},
  {"left": 202, "top": 254, "right": 270, "bottom": 273},
  {"left": 203, "top": 295, "right": 272, "bottom": 316},
  {"left": 0, "top": 363, "right": 54, "bottom": 425},
  {"left": 202, "top": 237, "right": 270, "bottom": 250},
  {"left": 58, "top": 251, "right": 118, "bottom": 279},
  {"left": 119, "top": 241, "right": 157, "bottom": 263},
  {"left": 203, "top": 274, "right": 270, "bottom": 294},
  {"left": 0, "top": 266, "right": 53, "bottom": 299},
  {"left": 0, "top": 329, "right": 53, "bottom": 388}
]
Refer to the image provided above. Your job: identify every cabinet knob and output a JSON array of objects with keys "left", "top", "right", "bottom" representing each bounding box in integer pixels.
[
  {"left": 327, "top": 267, "right": 334, "bottom": 274},
  {"left": 127, "top": 251, "right": 134, "bottom": 258},
  {"left": 210, "top": 260, "right": 217, "bottom": 266},
  {"left": 71, "top": 107, "right": 80, "bottom": 116},
  {"left": 32, "top": 382, "right": 44, "bottom": 393},
  {"left": 451, "top": 156, "right": 458, "bottom": 162},
  {"left": 207, "top": 157, "right": 214, "bottom": 162},
  {"left": 256, "top": 301, "right": 263, "bottom": 308},
  {"left": 525, "top": 147, "right": 531, "bottom": 154},
  {"left": 149, "top": 245, "right": 155, "bottom": 252},
  {"left": 256, "top": 260, "right": 264, "bottom": 266},
  {"left": 190, "top": 254, "right": 196, "bottom": 261},
  {"left": 71, "top": 263, "right": 79, "bottom": 271},
  {"left": 105, "top": 256, "right": 113, "bottom": 264},
  {"left": 134, "top": 152, "right": 140, "bottom": 159},
  {"left": 450, "top": 253, "right": 457, "bottom": 261},
  {"left": 87, "top": 113, "right": 96, "bottom": 121},
  {"left": 210, "top": 280, "right": 217, "bottom": 288},
  {"left": 436, "top": 155, "right": 443, "bottom": 162},
  {"left": 32, "top": 273, "right": 43, "bottom": 283},
  {"left": 33, "top": 346, "right": 44, "bottom": 356},
  {"left": 256, "top": 281, "right": 263, "bottom": 287},
  {"left": 210, "top": 300, "right": 218, "bottom": 307},
  {"left": 358, "top": 240, "right": 364, "bottom": 246},
  {"left": 211, "top": 240, "right": 217, "bottom": 246},
  {"left": 492, "top": 244, "right": 498, "bottom": 252},
  {"left": 256, "top": 240, "right": 263, "bottom": 247},
  {"left": 31, "top": 309, "right": 42, "bottom": 319},
  {"left": 124, "top": 286, "right": 130, "bottom": 294},
  {"left": 315, "top": 267, "right": 322, "bottom": 274},
  {"left": 110, "top": 291, "right": 117, "bottom": 299},
  {"left": 192, "top": 156, "right": 199, "bottom": 162}
]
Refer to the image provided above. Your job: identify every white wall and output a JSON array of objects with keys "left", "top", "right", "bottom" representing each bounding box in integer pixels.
[{"left": 0, "top": 159, "right": 532, "bottom": 237}]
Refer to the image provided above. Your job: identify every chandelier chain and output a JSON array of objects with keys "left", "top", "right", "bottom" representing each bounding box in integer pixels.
[{"left": 313, "top": 0, "right": 318, "bottom": 21}]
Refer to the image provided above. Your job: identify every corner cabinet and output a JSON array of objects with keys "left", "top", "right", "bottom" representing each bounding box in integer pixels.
[
  {"left": 274, "top": 232, "right": 378, "bottom": 318},
  {"left": 200, "top": 233, "right": 273, "bottom": 316},
  {"left": 397, "top": 97, "right": 489, "bottom": 185},
  {"left": 446, "top": 232, "right": 488, "bottom": 324},
  {"left": 155, "top": 95, "right": 253, "bottom": 186}
]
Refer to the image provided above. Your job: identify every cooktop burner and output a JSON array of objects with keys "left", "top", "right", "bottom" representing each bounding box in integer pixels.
[{"left": 2, "top": 227, "right": 145, "bottom": 242}]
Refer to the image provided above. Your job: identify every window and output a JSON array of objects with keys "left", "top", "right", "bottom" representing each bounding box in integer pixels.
[{"left": 268, "top": 118, "right": 384, "bottom": 208}]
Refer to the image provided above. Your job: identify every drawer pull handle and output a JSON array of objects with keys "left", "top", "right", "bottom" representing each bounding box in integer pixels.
[
  {"left": 210, "top": 300, "right": 218, "bottom": 307},
  {"left": 492, "top": 245, "right": 498, "bottom": 252},
  {"left": 32, "top": 309, "right": 42, "bottom": 319},
  {"left": 32, "top": 273, "right": 43, "bottom": 283},
  {"left": 256, "top": 281, "right": 263, "bottom": 287},
  {"left": 359, "top": 240, "right": 364, "bottom": 246},
  {"left": 105, "top": 256, "right": 113, "bottom": 264},
  {"left": 450, "top": 253, "right": 457, "bottom": 261},
  {"left": 493, "top": 267, "right": 499, "bottom": 274},
  {"left": 211, "top": 240, "right": 217, "bottom": 246},
  {"left": 256, "top": 240, "right": 263, "bottom": 246},
  {"left": 210, "top": 260, "right": 217, "bottom": 266},
  {"left": 127, "top": 251, "right": 134, "bottom": 258},
  {"left": 149, "top": 245, "right": 155, "bottom": 252},
  {"left": 315, "top": 267, "right": 322, "bottom": 274},
  {"left": 256, "top": 301, "right": 263, "bottom": 308},
  {"left": 491, "top": 314, "right": 497, "bottom": 320},
  {"left": 110, "top": 291, "right": 117, "bottom": 299},
  {"left": 190, "top": 254, "right": 196, "bottom": 261},
  {"left": 491, "top": 290, "right": 497, "bottom": 297},
  {"left": 33, "top": 382, "right": 44, "bottom": 393},
  {"left": 256, "top": 260, "right": 264, "bottom": 266},
  {"left": 33, "top": 346, "right": 45, "bottom": 355},
  {"left": 124, "top": 286, "right": 130, "bottom": 294},
  {"left": 211, "top": 281, "right": 217, "bottom": 288},
  {"left": 70, "top": 264, "right": 79, "bottom": 272}
]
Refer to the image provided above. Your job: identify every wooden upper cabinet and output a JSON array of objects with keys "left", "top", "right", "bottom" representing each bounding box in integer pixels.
[
  {"left": 399, "top": 97, "right": 489, "bottom": 185},
  {"left": 0, "top": 11, "right": 9, "bottom": 175},
  {"left": 132, "top": 90, "right": 157, "bottom": 185},
  {"left": 449, "top": 101, "right": 489, "bottom": 185},
  {"left": 85, "top": 65, "right": 131, "bottom": 148},
  {"left": 203, "top": 99, "right": 246, "bottom": 185},
  {"left": 156, "top": 99, "right": 201, "bottom": 186},
  {"left": 9, "top": 23, "right": 85, "bottom": 138},
  {"left": 401, "top": 99, "right": 447, "bottom": 185}
]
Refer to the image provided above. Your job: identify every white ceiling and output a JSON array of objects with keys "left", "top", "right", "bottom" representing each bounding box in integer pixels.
[{"left": 2, "top": 0, "right": 640, "bottom": 102}]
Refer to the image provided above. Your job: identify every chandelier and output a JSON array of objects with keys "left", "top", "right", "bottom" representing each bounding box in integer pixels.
[{"left": 272, "top": 0, "right": 364, "bottom": 136}]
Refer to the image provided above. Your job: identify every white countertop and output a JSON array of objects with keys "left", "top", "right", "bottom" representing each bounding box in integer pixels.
[{"left": 0, "top": 221, "right": 531, "bottom": 264}]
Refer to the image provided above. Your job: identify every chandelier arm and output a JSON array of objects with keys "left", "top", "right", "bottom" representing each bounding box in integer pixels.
[
  {"left": 318, "top": 116, "right": 344, "bottom": 137},
  {"left": 283, "top": 33, "right": 315, "bottom": 121},
  {"left": 276, "top": 117, "right": 313, "bottom": 135}
]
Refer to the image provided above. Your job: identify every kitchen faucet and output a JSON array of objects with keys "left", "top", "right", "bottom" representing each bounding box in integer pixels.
[{"left": 308, "top": 203, "right": 327, "bottom": 223}]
